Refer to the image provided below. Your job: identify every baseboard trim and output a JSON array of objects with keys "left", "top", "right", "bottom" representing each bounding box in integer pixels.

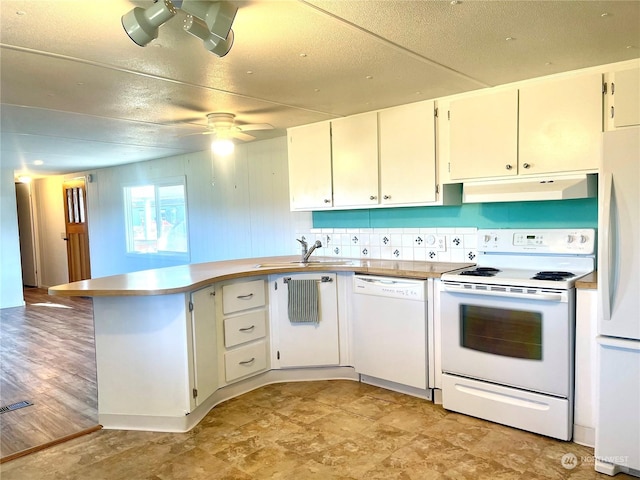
[{"left": 0, "top": 425, "right": 102, "bottom": 464}]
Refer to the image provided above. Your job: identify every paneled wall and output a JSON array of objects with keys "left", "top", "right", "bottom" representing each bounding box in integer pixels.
[
  {"left": 84, "top": 137, "right": 311, "bottom": 278},
  {"left": 0, "top": 167, "right": 24, "bottom": 308}
]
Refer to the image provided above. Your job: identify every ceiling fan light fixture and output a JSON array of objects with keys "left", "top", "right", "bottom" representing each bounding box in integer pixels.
[
  {"left": 121, "top": 0, "right": 177, "bottom": 47},
  {"left": 211, "top": 138, "right": 235, "bottom": 156},
  {"left": 184, "top": 15, "right": 234, "bottom": 57}
]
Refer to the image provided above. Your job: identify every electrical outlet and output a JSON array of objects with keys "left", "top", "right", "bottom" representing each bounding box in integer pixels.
[{"left": 425, "top": 234, "right": 446, "bottom": 252}]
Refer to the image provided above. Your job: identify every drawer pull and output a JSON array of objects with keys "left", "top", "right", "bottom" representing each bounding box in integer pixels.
[
  {"left": 236, "top": 293, "right": 254, "bottom": 299},
  {"left": 239, "top": 357, "right": 256, "bottom": 366},
  {"left": 239, "top": 325, "right": 255, "bottom": 332}
]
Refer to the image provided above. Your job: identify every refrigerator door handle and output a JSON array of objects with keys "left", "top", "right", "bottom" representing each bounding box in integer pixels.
[{"left": 599, "top": 172, "right": 614, "bottom": 323}]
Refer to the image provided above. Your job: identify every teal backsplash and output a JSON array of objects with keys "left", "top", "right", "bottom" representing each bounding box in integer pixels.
[{"left": 312, "top": 198, "right": 598, "bottom": 229}]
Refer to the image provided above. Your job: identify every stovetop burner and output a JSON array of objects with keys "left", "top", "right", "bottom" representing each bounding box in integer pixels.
[
  {"left": 460, "top": 267, "right": 500, "bottom": 277},
  {"left": 531, "top": 271, "right": 576, "bottom": 281}
]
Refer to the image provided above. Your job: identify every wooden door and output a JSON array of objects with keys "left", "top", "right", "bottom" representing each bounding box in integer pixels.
[{"left": 62, "top": 179, "right": 91, "bottom": 282}]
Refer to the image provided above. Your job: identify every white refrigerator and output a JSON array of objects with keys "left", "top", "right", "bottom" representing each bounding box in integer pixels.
[{"left": 596, "top": 126, "right": 640, "bottom": 477}]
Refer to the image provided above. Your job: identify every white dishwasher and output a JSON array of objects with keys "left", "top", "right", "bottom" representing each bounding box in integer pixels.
[{"left": 352, "top": 275, "right": 428, "bottom": 390}]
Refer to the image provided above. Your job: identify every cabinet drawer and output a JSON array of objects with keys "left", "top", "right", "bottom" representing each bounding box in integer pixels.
[
  {"left": 224, "top": 340, "right": 267, "bottom": 382},
  {"left": 222, "top": 279, "right": 265, "bottom": 314},
  {"left": 224, "top": 311, "right": 266, "bottom": 348}
]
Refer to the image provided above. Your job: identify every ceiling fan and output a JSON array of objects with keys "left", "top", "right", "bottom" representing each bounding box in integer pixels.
[{"left": 189, "top": 113, "right": 274, "bottom": 142}]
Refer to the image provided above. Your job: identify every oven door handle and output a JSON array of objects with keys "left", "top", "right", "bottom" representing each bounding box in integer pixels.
[{"left": 442, "top": 284, "right": 566, "bottom": 302}]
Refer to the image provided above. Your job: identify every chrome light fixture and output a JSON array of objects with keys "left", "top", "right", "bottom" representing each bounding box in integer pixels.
[
  {"left": 183, "top": 15, "right": 234, "bottom": 57},
  {"left": 181, "top": 0, "right": 237, "bottom": 40},
  {"left": 122, "top": 0, "right": 238, "bottom": 57},
  {"left": 122, "top": 0, "right": 178, "bottom": 47}
]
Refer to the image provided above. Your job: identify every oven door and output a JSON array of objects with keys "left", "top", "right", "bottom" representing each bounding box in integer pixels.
[{"left": 440, "top": 282, "right": 575, "bottom": 397}]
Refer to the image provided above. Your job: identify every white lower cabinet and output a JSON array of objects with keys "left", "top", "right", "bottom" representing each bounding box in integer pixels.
[
  {"left": 189, "top": 286, "right": 218, "bottom": 408},
  {"left": 224, "top": 340, "right": 268, "bottom": 382},
  {"left": 574, "top": 288, "right": 597, "bottom": 446},
  {"left": 270, "top": 273, "right": 340, "bottom": 368},
  {"left": 223, "top": 311, "right": 267, "bottom": 348},
  {"left": 217, "top": 277, "right": 269, "bottom": 385}
]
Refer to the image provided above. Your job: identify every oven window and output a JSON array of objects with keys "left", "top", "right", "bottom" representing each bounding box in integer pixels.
[{"left": 460, "top": 305, "right": 542, "bottom": 360}]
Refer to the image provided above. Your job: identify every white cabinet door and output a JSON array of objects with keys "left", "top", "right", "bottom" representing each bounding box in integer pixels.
[
  {"left": 287, "top": 122, "right": 333, "bottom": 210},
  {"left": 190, "top": 286, "right": 218, "bottom": 407},
  {"left": 519, "top": 73, "right": 602, "bottom": 174},
  {"left": 611, "top": 66, "right": 640, "bottom": 128},
  {"left": 449, "top": 89, "right": 519, "bottom": 180},
  {"left": 379, "top": 101, "right": 437, "bottom": 205},
  {"left": 332, "top": 112, "right": 379, "bottom": 207},
  {"left": 271, "top": 273, "right": 340, "bottom": 368}
]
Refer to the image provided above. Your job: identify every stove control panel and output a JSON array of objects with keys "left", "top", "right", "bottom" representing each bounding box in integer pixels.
[{"left": 478, "top": 229, "right": 595, "bottom": 254}]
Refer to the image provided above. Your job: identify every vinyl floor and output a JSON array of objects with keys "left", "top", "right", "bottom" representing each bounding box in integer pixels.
[{"left": 1, "top": 379, "right": 635, "bottom": 479}]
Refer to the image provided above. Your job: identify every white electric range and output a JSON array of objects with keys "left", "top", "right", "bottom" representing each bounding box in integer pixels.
[{"left": 440, "top": 228, "right": 595, "bottom": 440}]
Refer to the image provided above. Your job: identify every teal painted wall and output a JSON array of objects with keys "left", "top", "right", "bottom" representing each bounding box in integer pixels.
[{"left": 313, "top": 198, "right": 598, "bottom": 229}]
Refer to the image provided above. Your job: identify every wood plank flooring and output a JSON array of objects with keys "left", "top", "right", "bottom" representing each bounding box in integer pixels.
[{"left": 0, "top": 288, "right": 98, "bottom": 461}]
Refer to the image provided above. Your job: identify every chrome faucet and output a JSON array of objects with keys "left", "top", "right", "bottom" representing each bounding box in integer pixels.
[{"left": 297, "top": 238, "right": 322, "bottom": 263}]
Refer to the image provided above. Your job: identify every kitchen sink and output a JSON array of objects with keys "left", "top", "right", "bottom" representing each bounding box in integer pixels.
[{"left": 254, "top": 260, "right": 355, "bottom": 268}]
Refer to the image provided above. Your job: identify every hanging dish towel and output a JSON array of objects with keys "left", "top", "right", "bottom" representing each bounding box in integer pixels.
[{"left": 287, "top": 279, "right": 319, "bottom": 324}]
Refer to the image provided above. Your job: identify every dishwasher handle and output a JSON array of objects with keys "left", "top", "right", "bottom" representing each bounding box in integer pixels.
[{"left": 355, "top": 276, "right": 420, "bottom": 287}]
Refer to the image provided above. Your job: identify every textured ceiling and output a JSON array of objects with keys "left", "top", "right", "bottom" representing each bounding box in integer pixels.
[{"left": 1, "top": 0, "right": 639, "bottom": 176}]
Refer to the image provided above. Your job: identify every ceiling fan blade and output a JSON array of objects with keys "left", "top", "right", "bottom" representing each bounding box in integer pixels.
[
  {"left": 178, "top": 130, "right": 215, "bottom": 138},
  {"left": 236, "top": 123, "right": 274, "bottom": 132},
  {"left": 231, "top": 131, "right": 255, "bottom": 142}
]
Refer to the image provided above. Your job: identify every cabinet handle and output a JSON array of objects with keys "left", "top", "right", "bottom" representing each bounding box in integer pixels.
[
  {"left": 239, "top": 325, "right": 255, "bottom": 332},
  {"left": 236, "top": 293, "right": 254, "bottom": 299},
  {"left": 324, "top": 199, "right": 331, "bottom": 204},
  {"left": 523, "top": 163, "right": 531, "bottom": 169},
  {"left": 369, "top": 195, "right": 377, "bottom": 200},
  {"left": 239, "top": 357, "right": 255, "bottom": 365},
  {"left": 505, "top": 164, "right": 513, "bottom": 170},
  {"left": 611, "top": 106, "right": 615, "bottom": 119},
  {"left": 383, "top": 195, "right": 391, "bottom": 200}
]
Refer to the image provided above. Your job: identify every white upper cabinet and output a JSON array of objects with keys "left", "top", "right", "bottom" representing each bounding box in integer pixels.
[
  {"left": 605, "top": 66, "right": 640, "bottom": 129},
  {"left": 448, "top": 72, "right": 602, "bottom": 181},
  {"left": 519, "top": 73, "right": 602, "bottom": 174},
  {"left": 287, "top": 122, "right": 333, "bottom": 210},
  {"left": 448, "top": 89, "right": 519, "bottom": 181},
  {"left": 379, "top": 101, "right": 437, "bottom": 205},
  {"left": 331, "top": 112, "right": 379, "bottom": 208}
]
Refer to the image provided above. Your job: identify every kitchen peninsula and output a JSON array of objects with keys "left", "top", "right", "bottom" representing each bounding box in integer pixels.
[{"left": 49, "top": 256, "right": 471, "bottom": 433}]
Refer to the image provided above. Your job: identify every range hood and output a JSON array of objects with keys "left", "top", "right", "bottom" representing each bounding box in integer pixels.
[{"left": 462, "top": 174, "right": 597, "bottom": 203}]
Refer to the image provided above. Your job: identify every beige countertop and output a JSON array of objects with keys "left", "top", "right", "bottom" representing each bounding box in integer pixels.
[
  {"left": 49, "top": 256, "right": 474, "bottom": 297},
  {"left": 576, "top": 271, "right": 597, "bottom": 290}
]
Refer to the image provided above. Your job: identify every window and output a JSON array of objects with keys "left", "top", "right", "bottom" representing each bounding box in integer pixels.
[{"left": 123, "top": 178, "right": 189, "bottom": 257}]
